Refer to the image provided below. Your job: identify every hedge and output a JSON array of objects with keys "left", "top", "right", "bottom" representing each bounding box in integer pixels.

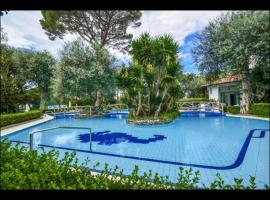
[
  {"left": 1, "top": 140, "right": 266, "bottom": 190},
  {"left": 224, "top": 103, "right": 270, "bottom": 118},
  {"left": 0, "top": 110, "right": 42, "bottom": 128},
  {"left": 159, "top": 111, "right": 180, "bottom": 122},
  {"left": 249, "top": 103, "right": 270, "bottom": 118},
  {"left": 224, "top": 106, "right": 240, "bottom": 114},
  {"left": 178, "top": 98, "right": 214, "bottom": 103}
]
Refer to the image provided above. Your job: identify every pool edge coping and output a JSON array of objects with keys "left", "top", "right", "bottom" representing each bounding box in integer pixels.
[
  {"left": 1, "top": 114, "right": 268, "bottom": 137},
  {"left": 226, "top": 114, "right": 269, "bottom": 121}
]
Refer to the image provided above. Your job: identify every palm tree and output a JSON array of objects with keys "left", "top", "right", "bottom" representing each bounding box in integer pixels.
[
  {"left": 130, "top": 33, "right": 153, "bottom": 116},
  {"left": 117, "top": 33, "right": 181, "bottom": 117},
  {"left": 152, "top": 35, "right": 179, "bottom": 117},
  {"left": 154, "top": 63, "right": 181, "bottom": 117}
]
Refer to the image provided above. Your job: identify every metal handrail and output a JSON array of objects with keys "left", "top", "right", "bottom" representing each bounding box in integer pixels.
[{"left": 29, "top": 126, "right": 92, "bottom": 151}]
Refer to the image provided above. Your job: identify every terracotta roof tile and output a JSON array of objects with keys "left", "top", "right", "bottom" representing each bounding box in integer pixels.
[{"left": 203, "top": 75, "right": 241, "bottom": 87}]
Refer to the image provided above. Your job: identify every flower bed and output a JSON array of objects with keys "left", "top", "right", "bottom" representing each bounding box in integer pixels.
[
  {"left": 127, "top": 118, "right": 171, "bottom": 125},
  {"left": 127, "top": 111, "right": 180, "bottom": 125}
]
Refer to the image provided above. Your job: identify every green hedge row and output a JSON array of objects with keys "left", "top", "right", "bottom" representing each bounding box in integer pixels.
[
  {"left": 224, "top": 103, "right": 269, "bottom": 118},
  {"left": 1, "top": 140, "right": 265, "bottom": 190},
  {"left": 224, "top": 106, "right": 240, "bottom": 114},
  {"left": 249, "top": 103, "right": 270, "bottom": 118},
  {"left": 178, "top": 98, "right": 214, "bottom": 103},
  {"left": 0, "top": 110, "right": 42, "bottom": 128},
  {"left": 159, "top": 111, "right": 180, "bottom": 122}
]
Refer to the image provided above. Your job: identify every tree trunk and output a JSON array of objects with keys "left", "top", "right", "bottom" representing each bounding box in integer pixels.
[
  {"left": 136, "top": 66, "right": 144, "bottom": 116},
  {"left": 148, "top": 90, "right": 151, "bottom": 115},
  {"left": 155, "top": 65, "right": 162, "bottom": 97},
  {"left": 240, "top": 72, "right": 250, "bottom": 114},
  {"left": 154, "top": 88, "right": 167, "bottom": 118},
  {"left": 39, "top": 90, "right": 46, "bottom": 111},
  {"left": 136, "top": 91, "right": 142, "bottom": 116},
  {"left": 166, "top": 97, "right": 173, "bottom": 112},
  {"left": 155, "top": 76, "right": 161, "bottom": 97},
  {"left": 94, "top": 90, "right": 102, "bottom": 107}
]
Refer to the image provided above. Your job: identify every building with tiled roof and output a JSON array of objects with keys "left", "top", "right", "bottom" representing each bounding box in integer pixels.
[{"left": 206, "top": 75, "right": 242, "bottom": 106}]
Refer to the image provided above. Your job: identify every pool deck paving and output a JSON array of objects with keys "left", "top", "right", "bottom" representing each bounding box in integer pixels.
[
  {"left": 0, "top": 114, "right": 54, "bottom": 137},
  {"left": 226, "top": 113, "right": 269, "bottom": 121}
]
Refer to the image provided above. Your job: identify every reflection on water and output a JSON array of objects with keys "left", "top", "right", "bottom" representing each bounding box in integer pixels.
[
  {"left": 53, "top": 132, "right": 77, "bottom": 146},
  {"left": 33, "top": 132, "right": 42, "bottom": 149}
]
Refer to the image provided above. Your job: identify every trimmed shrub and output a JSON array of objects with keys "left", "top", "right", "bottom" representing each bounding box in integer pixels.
[
  {"left": 224, "top": 103, "right": 270, "bottom": 118},
  {"left": 224, "top": 106, "right": 240, "bottom": 114},
  {"left": 178, "top": 98, "right": 214, "bottom": 103},
  {"left": 249, "top": 103, "right": 270, "bottom": 118},
  {"left": 0, "top": 140, "right": 264, "bottom": 189},
  {"left": 0, "top": 110, "right": 42, "bottom": 128},
  {"left": 159, "top": 111, "right": 180, "bottom": 122}
]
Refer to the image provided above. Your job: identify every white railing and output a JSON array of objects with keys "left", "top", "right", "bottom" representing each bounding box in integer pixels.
[
  {"left": 45, "top": 104, "right": 129, "bottom": 118},
  {"left": 104, "top": 104, "right": 129, "bottom": 111},
  {"left": 177, "top": 102, "right": 224, "bottom": 113}
]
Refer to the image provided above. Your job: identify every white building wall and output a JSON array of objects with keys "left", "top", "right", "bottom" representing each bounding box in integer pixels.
[{"left": 208, "top": 86, "right": 219, "bottom": 101}]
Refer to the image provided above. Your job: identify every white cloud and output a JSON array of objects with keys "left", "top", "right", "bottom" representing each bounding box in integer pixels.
[
  {"left": 123, "top": 11, "right": 226, "bottom": 65},
  {"left": 128, "top": 11, "right": 225, "bottom": 44},
  {"left": 1, "top": 11, "right": 76, "bottom": 57},
  {"left": 2, "top": 11, "right": 226, "bottom": 67},
  {"left": 108, "top": 48, "right": 132, "bottom": 66},
  {"left": 179, "top": 52, "right": 191, "bottom": 59}
]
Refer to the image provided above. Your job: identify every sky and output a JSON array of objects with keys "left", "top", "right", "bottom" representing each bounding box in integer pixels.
[{"left": 1, "top": 11, "right": 225, "bottom": 73}]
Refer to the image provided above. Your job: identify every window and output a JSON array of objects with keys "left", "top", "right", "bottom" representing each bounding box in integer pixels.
[
  {"left": 209, "top": 87, "right": 212, "bottom": 94},
  {"left": 220, "top": 92, "right": 225, "bottom": 103}
]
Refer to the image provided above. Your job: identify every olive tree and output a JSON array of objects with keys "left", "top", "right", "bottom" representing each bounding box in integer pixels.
[
  {"left": 40, "top": 10, "right": 142, "bottom": 106},
  {"left": 192, "top": 11, "right": 269, "bottom": 113},
  {"left": 25, "top": 51, "right": 55, "bottom": 110},
  {"left": 53, "top": 38, "right": 116, "bottom": 106}
]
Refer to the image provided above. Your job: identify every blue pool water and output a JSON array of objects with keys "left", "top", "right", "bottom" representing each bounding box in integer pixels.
[
  {"left": 1, "top": 114, "right": 269, "bottom": 188},
  {"left": 180, "top": 111, "right": 225, "bottom": 117}
]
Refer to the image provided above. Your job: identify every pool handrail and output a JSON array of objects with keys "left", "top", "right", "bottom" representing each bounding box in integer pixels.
[{"left": 29, "top": 126, "right": 92, "bottom": 151}]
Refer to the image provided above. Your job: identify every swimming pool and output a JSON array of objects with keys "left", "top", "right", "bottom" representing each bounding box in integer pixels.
[{"left": 1, "top": 114, "right": 269, "bottom": 188}]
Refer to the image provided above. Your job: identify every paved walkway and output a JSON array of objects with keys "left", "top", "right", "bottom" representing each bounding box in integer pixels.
[{"left": 1, "top": 114, "right": 54, "bottom": 137}]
